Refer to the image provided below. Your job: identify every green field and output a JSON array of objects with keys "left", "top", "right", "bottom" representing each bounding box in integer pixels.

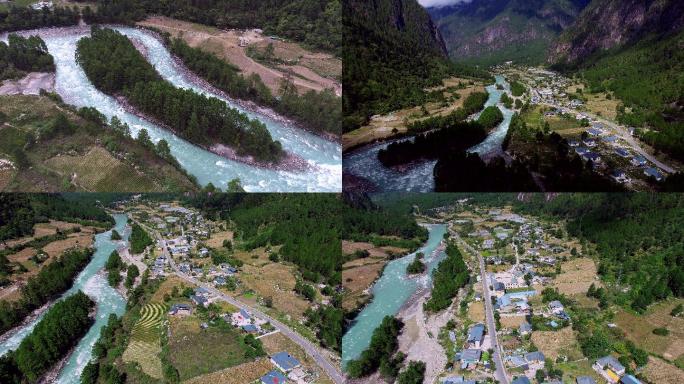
[
  {"left": 169, "top": 317, "right": 252, "bottom": 381},
  {"left": 122, "top": 302, "right": 166, "bottom": 379}
]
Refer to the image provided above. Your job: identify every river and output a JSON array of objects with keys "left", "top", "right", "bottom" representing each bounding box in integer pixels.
[
  {"left": 341, "top": 223, "right": 447, "bottom": 368},
  {"left": 343, "top": 75, "right": 513, "bottom": 192},
  {"left": 2, "top": 26, "right": 340, "bottom": 192},
  {"left": 0, "top": 214, "right": 129, "bottom": 383}
]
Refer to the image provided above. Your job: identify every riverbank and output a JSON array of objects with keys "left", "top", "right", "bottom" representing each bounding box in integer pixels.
[{"left": 0, "top": 72, "right": 54, "bottom": 95}]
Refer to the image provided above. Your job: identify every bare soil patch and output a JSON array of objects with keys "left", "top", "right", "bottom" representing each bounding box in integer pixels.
[
  {"left": 643, "top": 356, "right": 684, "bottom": 384},
  {"left": 553, "top": 257, "right": 600, "bottom": 295},
  {"left": 532, "top": 327, "right": 583, "bottom": 361},
  {"left": 0, "top": 72, "right": 54, "bottom": 96}
]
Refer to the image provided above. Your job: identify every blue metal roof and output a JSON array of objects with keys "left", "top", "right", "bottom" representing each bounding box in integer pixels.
[
  {"left": 271, "top": 351, "right": 300, "bottom": 371},
  {"left": 261, "top": 370, "right": 287, "bottom": 384},
  {"left": 620, "top": 375, "right": 641, "bottom": 384},
  {"left": 467, "top": 323, "right": 485, "bottom": 342}
]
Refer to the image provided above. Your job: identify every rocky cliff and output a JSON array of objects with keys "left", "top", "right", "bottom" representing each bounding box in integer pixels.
[
  {"left": 428, "top": 0, "right": 590, "bottom": 66},
  {"left": 549, "top": 0, "right": 684, "bottom": 65}
]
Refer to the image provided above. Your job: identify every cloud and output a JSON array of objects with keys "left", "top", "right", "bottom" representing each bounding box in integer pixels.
[{"left": 417, "top": 0, "right": 472, "bottom": 8}]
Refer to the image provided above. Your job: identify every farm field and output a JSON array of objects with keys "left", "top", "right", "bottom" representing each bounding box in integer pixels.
[
  {"left": 553, "top": 257, "right": 601, "bottom": 296},
  {"left": 122, "top": 302, "right": 166, "bottom": 379}
]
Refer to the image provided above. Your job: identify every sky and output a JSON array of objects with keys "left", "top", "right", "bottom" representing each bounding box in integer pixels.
[{"left": 417, "top": 0, "right": 472, "bottom": 7}]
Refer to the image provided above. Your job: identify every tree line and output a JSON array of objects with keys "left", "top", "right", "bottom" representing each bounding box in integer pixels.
[
  {"left": 0, "top": 34, "right": 54, "bottom": 81},
  {"left": 129, "top": 223, "right": 152, "bottom": 254},
  {"left": 76, "top": 27, "right": 284, "bottom": 163},
  {"left": 168, "top": 37, "right": 341, "bottom": 136},
  {"left": 0, "top": 291, "right": 94, "bottom": 383},
  {"left": 0, "top": 6, "right": 79, "bottom": 33},
  {"left": 345, "top": 315, "right": 405, "bottom": 378},
  {"left": 423, "top": 242, "right": 470, "bottom": 312},
  {"left": 81, "top": 0, "right": 341, "bottom": 54},
  {"left": 0, "top": 247, "right": 93, "bottom": 335}
]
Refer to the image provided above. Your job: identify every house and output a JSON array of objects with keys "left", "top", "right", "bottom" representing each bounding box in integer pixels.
[
  {"left": 458, "top": 349, "right": 482, "bottom": 370},
  {"left": 612, "top": 170, "right": 630, "bottom": 184},
  {"left": 443, "top": 377, "right": 476, "bottom": 384},
  {"left": 168, "top": 303, "right": 192, "bottom": 316},
  {"left": 644, "top": 167, "right": 664, "bottom": 181},
  {"left": 587, "top": 128, "right": 603, "bottom": 136},
  {"left": 30, "top": 1, "right": 53, "bottom": 10},
  {"left": 575, "top": 146, "right": 590, "bottom": 156},
  {"left": 602, "top": 135, "right": 618, "bottom": 144},
  {"left": 568, "top": 140, "right": 580, "bottom": 147},
  {"left": 214, "top": 276, "right": 226, "bottom": 286},
  {"left": 548, "top": 300, "right": 564, "bottom": 314},
  {"left": 548, "top": 320, "right": 559, "bottom": 328},
  {"left": 482, "top": 239, "right": 495, "bottom": 249},
  {"left": 583, "top": 139, "right": 598, "bottom": 147},
  {"left": 242, "top": 324, "right": 259, "bottom": 333},
  {"left": 195, "top": 287, "right": 210, "bottom": 297},
  {"left": 190, "top": 295, "right": 208, "bottom": 307},
  {"left": 594, "top": 355, "right": 626, "bottom": 380},
  {"left": 232, "top": 309, "right": 252, "bottom": 326},
  {"left": 271, "top": 352, "right": 301, "bottom": 372},
  {"left": 582, "top": 152, "right": 601, "bottom": 163},
  {"left": 631, "top": 156, "right": 647, "bottom": 166},
  {"left": 525, "top": 351, "right": 545, "bottom": 364},
  {"left": 519, "top": 322, "right": 532, "bottom": 335},
  {"left": 615, "top": 148, "right": 631, "bottom": 158},
  {"left": 260, "top": 370, "right": 287, "bottom": 384},
  {"left": 576, "top": 377, "right": 597, "bottom": 384},
  {"left": 507, "top": 355, "right": 528, "bottom": 370},
  {"left": 512, "top": 377, "right": 531, "bottom": 384},
  {"left": 466, "top": 323, "right": 485, "bottom": 348},
  {"left": 620, "top": 375, "right": 642, "bottom": 384}
]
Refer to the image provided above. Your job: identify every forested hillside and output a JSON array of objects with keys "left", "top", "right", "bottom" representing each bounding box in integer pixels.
[
  {"left": 0, "top": 6, "right": 79, "bottom": 32},
  {"left": 0, "top": 194, "right": 112, "bottom": 242},
  {"left": 82, "top": 0, "right": 341, "bottom": 54},
  {"left": 76, "top": 27, "right": 284, "bottom": 163},
  {"left": 429, "top": 0, "right": 590, "bottom": 66},
  {"left": 343, "top": 0, "right": 490, "bottom": 132},
  {"left": 547, "top": 0, "right": 684, "bottom": 161},
  {"left": 514, "top": 193, "right": 684, "bottom": 311}
]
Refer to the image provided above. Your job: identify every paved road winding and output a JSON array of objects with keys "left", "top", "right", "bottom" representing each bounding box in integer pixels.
[
  {"left": 452, "top": 228, "right": 510, "bottom": 384},
  {"left": 149, "top": 228, "right": 344, "bottom": 384}
]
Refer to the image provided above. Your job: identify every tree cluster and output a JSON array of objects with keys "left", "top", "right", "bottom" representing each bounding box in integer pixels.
[
  {"left": 0, "top": 35, "right": 54, "bottom": 81},
  {"left": 345, "top": 315, "right": 404, "bottom": 378},
  {"left": 76, "top": 27, "right": 284, "bottom": 163},
  {"left": 0, "top": 291, "right": 94, "bottom": 383},
  {"left": 0, "top": 6, "right": 79, "bottom": 33},
  {"left": 424, "top": 242, "right": 470, "bottom": 312},
  {"left": 0, "top": 248, "right": 93, "bottom": 334}
]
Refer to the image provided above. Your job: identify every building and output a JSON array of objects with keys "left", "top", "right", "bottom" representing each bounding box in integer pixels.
[
  {"left": 631, "top": 156, "right": 647, "bottom": 166},
  {"left": 525, "top": 351, "right": 545, "bottom": 364},
  {"left": 242, "top": 324, "right": 259, "bottom": 333},
  {"left": 190, "top": 294, "right": 208, "bottom": 307},
  {"left": 620, "top": 375, "right": 642, "bottom": 384},
  {"left": 458, "top": 349, "right": 482, "bottom": 370},
  {"left": 168, "top": 303, "right": 192, "bottom": 316},
  {"left": 548, "top": 300, "right": 564, "bottom": 314},
  {"left": 232, "top": 309, "right": 252, "bottom": 327},
  {"left": 466, "top": 323, "right": 485, "bottom": 348},
  {"left": 587, "top": 128, "right": 603, "bottom": 136},
  {"left": 644, "top": 167, "right": 664, "bottom": 181},
  {"left": 271, "top": 351, "right": 301, "bottom": 372},
  {"left": 260, "top": 370, "right": 287, "bottom": 384},
  {"left": 615, "top": 148, "right": 631, "bottom": 158},
  {"left": 594, "top": 355, "right": 626, "bottom": 383},
  {"left": 612, "top": 170, "right": 630, "bottom": 184},
  {"left": 519, "top": 322, "right": 532, "bottom": 335}
]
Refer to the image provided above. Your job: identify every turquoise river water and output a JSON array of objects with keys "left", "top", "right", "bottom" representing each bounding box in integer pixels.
[
  {"left": 341, "top": 223, "right": 447, "bottom": 368},
  {"left": 0, "top": 214, "right": 129, "bottom": 383}
]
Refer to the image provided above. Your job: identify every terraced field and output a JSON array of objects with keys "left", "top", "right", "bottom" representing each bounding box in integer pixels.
[{"left": 123, "top": 302, "right": 166, "bottom": 379}]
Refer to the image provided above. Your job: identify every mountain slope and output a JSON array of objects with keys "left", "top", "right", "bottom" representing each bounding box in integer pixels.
[
  {"left": 429, "top": 0, "right": 590, "bottom": 66},
  {"left": 343, "top": 0, "right": 477, "bottom": 132},
  {"left": 549, "top": 0, "right": 684, "bottom": 161},
  {"left": 549, "top": 0, "right": 684, "bottom": 65}
]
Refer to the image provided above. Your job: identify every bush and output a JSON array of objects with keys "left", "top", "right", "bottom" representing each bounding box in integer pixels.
[{"left": 652, "top": 327, "right": 669, "bottom": 336}]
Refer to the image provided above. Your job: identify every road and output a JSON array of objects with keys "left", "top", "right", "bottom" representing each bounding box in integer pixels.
[
  {"left": 533, "top": 92, "right": 677, "bottom": 174},
  {"left": 452, "top": 228, "right": 510, "bottom": 384},
  {"left": 149, "top": 228, "right": 345, "bottom": 384}
]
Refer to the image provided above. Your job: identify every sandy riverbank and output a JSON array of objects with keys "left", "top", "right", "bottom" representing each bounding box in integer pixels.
[{"left": 0, "top": 72, "right": 54, "bottom": 95}]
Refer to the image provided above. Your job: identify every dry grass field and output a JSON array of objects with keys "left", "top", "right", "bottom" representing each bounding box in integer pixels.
[
  {"left": 467, "top": 301, "right": 486, "bottom": 323},
  {"left": 643, "top": 356, "right": 684, "bottom": 384},
  {"left": 532, "top": 327, "right": 583, "bottom": 361},
  {"left": 342, "top": 77, "right": 485, "bottom": 151},
  {"left": 233, "top": 248, "right": 310, "bottom": 322},
  {"left": 206, "top": 230, "right": 234, "bottom": 249},
  {"left": 553, "top": 257, "right": 601, "bottom": 296},
  {"left": 137, "top": 16, "right": 340, "bottom": 96},
  {"left": 182, "top": 359, "right": 273, "bottom": 384},
  {"left": 499, "top": 315, "right": 526, "bottom": 329},
  {"left": 615, "top": 298, "right": 684, "bottom": 361}
]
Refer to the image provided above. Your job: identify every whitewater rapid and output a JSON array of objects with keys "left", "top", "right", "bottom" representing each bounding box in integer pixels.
[{"left": 2, "top": 26, "right": 341, "bottom": 192}]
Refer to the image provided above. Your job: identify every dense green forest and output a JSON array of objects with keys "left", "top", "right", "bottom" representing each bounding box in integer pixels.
[
  {"left": 345, "top": 315, "right": 405, "bottom": 378},
  {"left": 129, "top": 223, "right": 152, "bottom": 254},
  {"left": 169, "top": 38, "right": 341, "bottom": 136},
  {"left": 76, "top": 27, "right": 283, "bottom": 163},
  {"left": 0, "top": 6, "right": 79, "bottom": 33},
  {"left": 424, "top": 242, "right": 470, "bottom": 312},
  {"left": 0, "top": 248, "right": 93, "bottom": 335},
  {"left": 404, "top": 91, "right": 488, "bottom": 135},
  {"left": 477, "top": 106, "right": 504, "bottom": 130},
  {"left": 0, "top": 291, "right": 94, "bottom": 383},
  {"left": 105, "top": 250, "right": 124, "bottom": 287},
  {"left": 434, "top": 152, "right": 539, "bottom": 192},
  {"left": 343, "top": 0, "right": 491, "bottom": 132},
  {"left": 0, "top": 194, "right": 112, "bottom": 242},
  {"left": 396, "top": 361, "right": 426, "bottom": 384},
  {"left": 514, "top": 193, "right": 684, "bottom": 311},
  {"left": 378, "top": 121, "right": 488, "bottom": 167},
  {"left": 0, "top": 35, "right": 54, "bottom": 81},
  {"left": 83, "top": 0, "right": 341, "bottom": 54}
]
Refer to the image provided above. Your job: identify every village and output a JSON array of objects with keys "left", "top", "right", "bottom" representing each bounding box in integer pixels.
[
  {"left": 425, "top": 204, "right": 657, "bottom": 384},
  {"left": 495, "top": 65, "right": 677, "bottom": 190},
  {"left": 110, "top": 197, "right": 337, "bottom": 384}
]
